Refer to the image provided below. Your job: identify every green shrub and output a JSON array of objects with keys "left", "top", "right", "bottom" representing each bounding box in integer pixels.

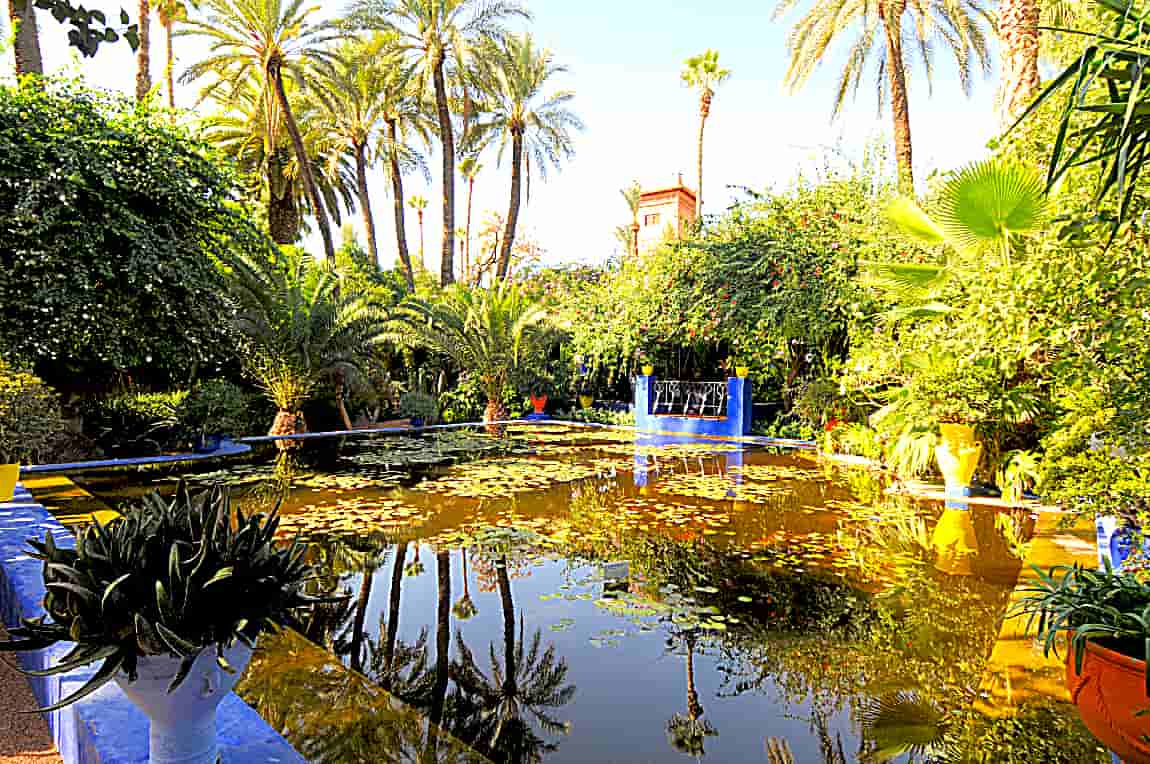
[
  {"left": 0, "top": 360, "right": 64, "bottom": 464},
  {"left": 398, "top": 392, "right": 439, "bottom": 424},
  {"left": 184, "top": 380, "right": 263, "bottom": 438},
  {"left": 561, "top": 407, "right": 636, "bottom": 426},
  {"left": 439, "top": 378, "right": 518, "bottom": 424},
  {"left": 81, "top": 391, "right": 189, "bottom": 456}
]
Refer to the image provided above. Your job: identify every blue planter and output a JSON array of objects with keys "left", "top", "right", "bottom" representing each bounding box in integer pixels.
[
  {"left": 409, "top": 418, "right": 425, "bottom": 429},
  {"left": 1096, "top": 515, "right": 1150, "bottom": 570},
  {"left": 194, "top": 434, "right": 224, "bottom": 454}
]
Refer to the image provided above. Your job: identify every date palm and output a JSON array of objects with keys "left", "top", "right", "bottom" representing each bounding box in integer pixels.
[
  {"left": 7, "top": 0, "right": 44, "bottom": 77},
  {"left": 681, "top": 50, "right": 730, "bottom": 219},
  {"left": 998, "top": 0, "right": 1039, "bottom": 127},
  {"left": 408, "top": 194, "right": 428, "bottom": 270},
  {"left": 204, "top": 77, "right": 356, "bottom": 245},
  {"left": 386, "top": 284, "right": 553, "bottom": 427},
  {"left": 450, "top": 556, "right": 575, "bottom": 762},
  {"left": 621, "top": 179, "right": 641, "bottom": 259},
  {"left": 181, "top": 0, "right": 343, "bottom": 261},
  {"left": 156, "top": 0, "right": 191, "bottom": 111},
  {"left": 349, "top": 0, "right": 530, "bottom": 287},
  {"left": 228, "top": 246, "right": 389, "bottom": 444},
  {"left": 459, "top": 155, "right": 482, "bottom": 280},
  {"left": 775, "top": 0, "right": 992, "bottom": 191},
  {"left": 471, "top": 34, "right": 582, "bottom": 282}
]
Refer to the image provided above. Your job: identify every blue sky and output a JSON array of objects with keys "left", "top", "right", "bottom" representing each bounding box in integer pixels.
[{"left": 14, "top": 0, "right": 1001, "bottom": 269}]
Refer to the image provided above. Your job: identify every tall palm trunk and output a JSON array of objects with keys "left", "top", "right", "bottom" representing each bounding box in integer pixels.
[
  {"left": 267, "top": 158, "right": 302, "bottom": 244},
  {"left": 354, "top": 141, "right": 380, "bottom": 269},
  {"left": 270, "top": 59, "right": 337, "bottom": 263},
  {"left": 8, "top": 0, "right": 43, "bottom": 78},
  {"left": 881, "top": 6, "right": 914, "bottom": 192},
  {"left": 484, "top": 397, "right": 506, "bottom": 437},
  {"left": 496, "top": 128, "right": 524, "bottom": 282},
  {"left": 349, "top": 568, "right": 373, "bottom": 673},
  {"left": 386, "top": 120, "right": 415, "bottom": 291},
  {"left": 998, "top": 0, "right": 1040, "bottom": 128},
  {"left": 431, "top": 52, "right": 456, "bottom": 286},
  {"left": 417, "top": 210, "right": 425, "bottom": 270},
  {"left": 424, "top": 550, "right": 452, "bottom": 763},
  {"left": 685, "top": 635, "right": 702, "bottom": 721},
  {"left": 136, "top": 0, "right": 152, "bottom": 102},
  {"left": 465, "top": 175, "right": 475, "bottom": 281},
  {"left": 163, "top": 15, "right": 176, "bottom": 113},
  {"left": 696, "top": 91, "right": 710, "bottom": 219},
  {"left": 496, "top": 557, "right": 517, "bottom": 698},
  {"left": 334, "top": 373, "right": 353, "bottom": 431},
  {"left": 381, "top": 541, "right": 406, "bottom": 688}
]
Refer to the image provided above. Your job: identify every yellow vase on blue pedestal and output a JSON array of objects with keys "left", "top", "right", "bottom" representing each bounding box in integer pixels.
[
  {"left": 0, "top": 463, "right": 18, "bottom": 503},
  {"left": 935, "top": 423, "right": 982, "bottom": 494}
]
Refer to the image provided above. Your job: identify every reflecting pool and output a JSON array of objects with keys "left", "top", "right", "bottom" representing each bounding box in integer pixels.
[{"left": 73, "top": 425, "right": 1107, "bottom": 763}]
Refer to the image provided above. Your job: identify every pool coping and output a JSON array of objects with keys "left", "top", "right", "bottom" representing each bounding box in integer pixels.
[{"left": 0, "top": 484, "right": 306, "bottom": 764}]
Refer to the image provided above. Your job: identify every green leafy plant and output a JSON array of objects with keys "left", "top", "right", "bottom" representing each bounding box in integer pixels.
[
  {"left": 1013, "top": 564, "right": 1150, "bottom": 693},
  {"left": 81, "top": 390, "right": 189, "bottom": 456},
  {"left": 184, "top": 380, "right": 262, "bottom": 439},
  {"left": 0, "top": 484, "right": 330, "bottom": 711},
  {"left": 398, "top": 391, "right": 439, "bottom": 424},
  {"left": 0, "top": 360, "right": 64, "bottom": 464}
]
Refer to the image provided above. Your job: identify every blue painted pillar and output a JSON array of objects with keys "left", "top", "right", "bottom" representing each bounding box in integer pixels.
[
  {"left": 726, "top": 377, "right": 753, "bottom": 436},
  {"left": 635, "top": 374, "right": 654, "bottom": 432}
]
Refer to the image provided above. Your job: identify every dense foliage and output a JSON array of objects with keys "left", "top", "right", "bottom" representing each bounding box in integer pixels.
[
  {"left": 0, "top": 359, "right": 64, "bottom": 464},
  {"left": 0, "top": 81, "right": 266, "bottom": 386}
]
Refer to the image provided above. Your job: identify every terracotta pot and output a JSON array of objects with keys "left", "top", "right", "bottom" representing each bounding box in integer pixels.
[
  {"left": 1066, "top": 638, "right": 1150, "bottom": 763},
  {"left": 530, "top": 394, "right": 548, "bottom": 415},
  {"left": 0, "top": 463, "right": 18, "bottom": 503}
]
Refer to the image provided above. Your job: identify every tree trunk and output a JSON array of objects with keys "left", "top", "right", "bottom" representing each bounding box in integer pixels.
[
  {"left": 431, "top": 53, "right": 456, "bottom": 286},
  {"left": 484, "top": 398, "right": 506, "bottom": 437},
  {"left": 386, "top": 119, "right": 415, "bottom": 291},
  {"left": 428, "top": 551, "right": 451, "bottom": 740},
  {"left": 417, "top": 211, "right": 425, "bottom": 270},
  {"left": 696, "top": 92, "right": 710, "bottom": 219},
  {"left": 270, "top": 59, "right": 336, "bottom": 262},
  {"left": 8, "top": 0, "right": 43, "bottom": 78},
  {"left": 882, "top": 10, "right": 914, "bottom": 192},
  {"left": 496, "top": 557, "right": 517, "bottom": 698},
  {"left": 465, "top": 176, "right": 475, "bottom": 282},
  {"left": 496, "top": 128, "right": 524, "bottom": 282},
  {"left": 998, "top": 0, "right": 1040, "bottom": 128},
  {"left": 354, "top": 142, "right": 380, "bottom": 269},
  {"left": 349, "top": 568, "right": 373, "bottom": 673},
  {"left": 335, "top": 374, "right": 353, "bottom": 431},
  {"left": 270, "top": 410, "right": 304, "bottom": 451},
  {"left": 381, "top": 541, "right": 406, "bottom": 688},
  {"left": 685, "top": 635, "right": 702, "bottom": 720},
  {"left": 136, "top": 0, "right": 152, "bottom": 102},
  {"left": 164, "top": 15, "right": 176, "bottom": 113}
]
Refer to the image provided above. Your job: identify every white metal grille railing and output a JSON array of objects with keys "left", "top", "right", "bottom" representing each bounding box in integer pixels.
[{"left": 652, "top": 381, "right": 728, "bottom": 417}]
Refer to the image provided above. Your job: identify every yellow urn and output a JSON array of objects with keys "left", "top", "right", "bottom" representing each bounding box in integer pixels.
[
  {"left": 0, "top": 463, "right": 19, "bottom": 503},
  {"left": 936, "top": 424, "right": 982, "bottom": 492}
]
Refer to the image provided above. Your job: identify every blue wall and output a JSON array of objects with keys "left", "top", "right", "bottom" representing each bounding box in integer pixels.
[{"left": 634, "top": 375, "right": 753, "bottom": 438}]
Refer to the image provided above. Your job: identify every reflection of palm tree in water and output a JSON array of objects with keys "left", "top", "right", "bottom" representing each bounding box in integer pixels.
[
  {"left": 422, "top": 549, "right": 453, "bottom": 764},
  {"left": 451, "top": 555, "right": 575, "bottom": 763},
  {"left": 453, "top": 548, "right": 479, "bottom": 621},
  {"left": 666, "top": 629, "right": 718, "bottom": 758}
]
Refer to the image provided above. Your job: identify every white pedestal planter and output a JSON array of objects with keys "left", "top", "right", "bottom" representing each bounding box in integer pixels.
[{"left": 114, "top": 642, "right": 254, "bottom": 764}]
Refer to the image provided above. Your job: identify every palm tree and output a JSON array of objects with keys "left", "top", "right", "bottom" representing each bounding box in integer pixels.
[
  {"left": 997, "top": 0, "right": 1039, "bottom": 128},
  {"left": 471, "top": 33, "right": 582, "bottom": 282},
  {"left": 680, "top": 50, "right": 730, "bottom": 219},
  {"left": 155, "top": 0, "right": 190, "bottom": 112},
  {"left": 452, "top": 548, "right": 479, "bottom": 620},
  {"left": 386, "top": 284, "right": 553, "bottom": 427},
  {"left": 181, "top": 0, "right": 343, "bottom": 262},
  {"left": 408, "top": 195, "right": 428, "bottom": 270},
  {"left": 228, "top": 247, "right": 389, "bottom": 445},
  {"left": 204, "top": 77, "right": 357, "bottom": 245},
  {"left": 775, "top": 0, "right": 992, "bottom": 191},
  {"left": 426, "top": 550, "right": 453, "bottom": 762},
  {"left": 450, "top": 556, "right": 575, "bottom": 761},
  {"left": 620, "top": 180, "right": 641, "bottom": 259},
  {"left": 7, "top": 0, "right": 43, "bottom": 77},
  {"left": 136, "top": 0, "right": 152, "bottom": 101},
  {"left": 665, "top": 629, "right": 718, "bottom": 758},
  {"left": 459, "top": 155, "right": 482, "bottom": 281},
  {"left": 349, "top": 0, "right": 531, "bottom": 287}
]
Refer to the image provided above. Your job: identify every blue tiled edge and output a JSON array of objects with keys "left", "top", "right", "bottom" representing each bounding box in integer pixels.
[{"left": 0, "top": 486, "right": 306, "bottom": 764}]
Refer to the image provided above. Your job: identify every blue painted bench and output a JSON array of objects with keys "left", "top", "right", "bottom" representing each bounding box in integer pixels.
[{"left": 0, "top": 485, "right": 306, "bottom": 764}]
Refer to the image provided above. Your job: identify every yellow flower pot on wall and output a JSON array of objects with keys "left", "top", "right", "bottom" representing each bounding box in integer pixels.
[
  {"left": 579, "top": 395, "right": 594, "bottom": 409},
  {"left": 935, "top": 423, "right": 982, "bottom": 492},
  {"left": 0, "top": 463, "right": 19, "bottom": 503},
  {"left": 641, "top": 365, "right": 655, "bottom": 376}
]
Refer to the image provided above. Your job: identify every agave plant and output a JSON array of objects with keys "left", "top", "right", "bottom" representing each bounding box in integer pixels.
[
  {"left": 868, "top": 159, "right": 1047, "bottom": 319},
  {"left": 0, "top": 484, "right": 330, "bottom": 711}
]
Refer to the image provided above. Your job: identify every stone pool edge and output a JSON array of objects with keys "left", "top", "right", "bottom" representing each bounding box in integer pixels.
[{"left": 0, "top": 483, "right": 306, "bottom": 764}]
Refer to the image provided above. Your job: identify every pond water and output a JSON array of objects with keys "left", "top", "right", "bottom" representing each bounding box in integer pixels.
[{"left": 73, "top": 425, "right": 1106, "bottom": 763}]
